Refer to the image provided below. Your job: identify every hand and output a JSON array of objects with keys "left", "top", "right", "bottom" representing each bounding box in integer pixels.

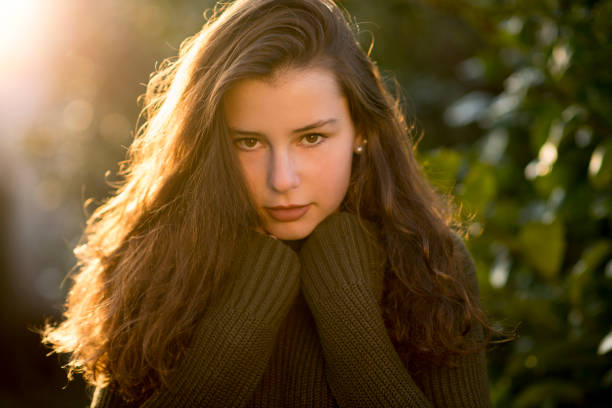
[{"left": 300, "top": 212, "right": 385, "bottom": 303}]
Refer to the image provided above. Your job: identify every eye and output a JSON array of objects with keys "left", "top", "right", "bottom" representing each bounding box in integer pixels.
[
  {"left": 300, "top": 133, "right": 326, "bottom": 146},
  {"left": 234, "top": 137, "right": 261, "bottom": 151}
]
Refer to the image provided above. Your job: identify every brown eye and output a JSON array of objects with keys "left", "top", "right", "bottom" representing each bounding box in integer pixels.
[
  {"left": 235, "top": 138, "right": 260, "bottom": 151},
  {"left": 301, "top": 134, "right": 325, "bottom": 146}
]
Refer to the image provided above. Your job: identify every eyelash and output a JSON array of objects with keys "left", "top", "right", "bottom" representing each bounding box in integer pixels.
[
  {"left": 301, "top": 133, "right": 326, "bottom": 146},
  {"left": 233, "top": 133, "right": 327, "bottom": 151}
]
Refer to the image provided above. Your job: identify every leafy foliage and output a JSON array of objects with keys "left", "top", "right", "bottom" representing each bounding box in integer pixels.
[{"left": 410, "top": 0, "right": 612, "bottom": 406}]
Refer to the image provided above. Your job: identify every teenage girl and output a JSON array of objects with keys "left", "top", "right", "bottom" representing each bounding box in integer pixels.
[{"left": 44, "top": 0, "right": 494, "bottom": 406}]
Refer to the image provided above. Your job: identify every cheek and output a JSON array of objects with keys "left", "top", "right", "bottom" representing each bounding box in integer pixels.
[
  {"left": 238, "top": 155, "right": 265, "bottom": 202},
  {"left": 310, "top": 146, "right": 353, "bottom": 200}
]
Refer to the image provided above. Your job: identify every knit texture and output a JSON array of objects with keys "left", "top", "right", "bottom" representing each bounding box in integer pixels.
[
  {"left": 245, "top": 291, "right": 336, "bottom": 408},
  {"left": 300, "top": 213, "right": 432, "bottom": 407},
  {"left": 90, "top": 214, "right": 490, "bottom": 407}
]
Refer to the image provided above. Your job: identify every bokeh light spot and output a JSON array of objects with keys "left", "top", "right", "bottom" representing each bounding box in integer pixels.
[
  {"left": 62, "top": 99, "right": 94, "bottom": 132},
  {"left": 100, "top": 112, "right": 132, "bottom": 144}
]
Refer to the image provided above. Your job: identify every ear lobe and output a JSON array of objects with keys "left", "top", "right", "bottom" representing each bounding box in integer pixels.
[{"left": 353, "top": 133, "right": 367, "bottom": 154}]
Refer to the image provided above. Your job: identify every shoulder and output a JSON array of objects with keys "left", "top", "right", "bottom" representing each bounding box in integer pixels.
[
  {"left": 449, "top": 231, "right": 480, "bottom": 301},
  {"left": 91, "top": 384, "right": 138, "bottom": 408}
]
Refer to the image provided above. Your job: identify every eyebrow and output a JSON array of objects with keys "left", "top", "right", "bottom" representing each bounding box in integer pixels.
[{"left": 229, "top": 118, "right": 338, "bottom": 136}]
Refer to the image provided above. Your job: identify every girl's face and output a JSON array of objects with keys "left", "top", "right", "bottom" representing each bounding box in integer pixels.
[{"left": 224, "top": 66, "right": 362, "bottom": 240}]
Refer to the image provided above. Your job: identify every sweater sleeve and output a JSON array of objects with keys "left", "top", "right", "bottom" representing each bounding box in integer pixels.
[
  {"left": 299, "top": 213, "right": 489, "bottom": 408},
  {"left": 91, "top": 231, "right": 300, "bottom": 408}
]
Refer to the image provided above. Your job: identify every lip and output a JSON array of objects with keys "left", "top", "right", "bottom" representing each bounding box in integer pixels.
[{"left": 265, "top": 204, "right": 310, "bottom": 222}]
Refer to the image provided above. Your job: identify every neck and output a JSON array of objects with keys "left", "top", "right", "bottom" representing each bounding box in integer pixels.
[{"left": 282, "top": 237, "right": 308, "bottom": 252}]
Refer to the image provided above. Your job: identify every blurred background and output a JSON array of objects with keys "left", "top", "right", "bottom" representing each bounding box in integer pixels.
[{"left": 1, "top": 0, "right": 610, "bottom": 406}]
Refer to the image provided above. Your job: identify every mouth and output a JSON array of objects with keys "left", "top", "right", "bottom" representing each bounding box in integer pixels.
[{"left": 264, "top": 204, "right": 311, "bottom": 222}]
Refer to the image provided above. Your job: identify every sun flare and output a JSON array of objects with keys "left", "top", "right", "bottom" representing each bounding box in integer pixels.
[{"left": 0, "top": 0, "right": 44, "bottom": 55}]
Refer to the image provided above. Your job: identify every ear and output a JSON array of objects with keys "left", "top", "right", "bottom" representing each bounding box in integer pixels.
[{"left": 354, "top": 133, "right": 363, "bottom": 147}]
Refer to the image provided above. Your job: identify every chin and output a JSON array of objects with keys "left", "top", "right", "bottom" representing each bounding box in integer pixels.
[{"left": 266, "top": 222, "right": 317, "bottom": 241}]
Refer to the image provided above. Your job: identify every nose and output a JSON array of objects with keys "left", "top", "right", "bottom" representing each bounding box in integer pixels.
[{"left": 268, "top": 148, "right": 300, "bottom": 193}]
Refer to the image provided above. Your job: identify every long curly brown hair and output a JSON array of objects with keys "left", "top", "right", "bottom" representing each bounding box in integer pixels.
[{"left": 43, "top": 0, "right": 496, "bottom": 402}]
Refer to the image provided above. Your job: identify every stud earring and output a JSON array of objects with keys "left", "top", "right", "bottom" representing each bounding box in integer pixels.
[{"left": 355, "top": 138, "right": 368, "bottom": 154}]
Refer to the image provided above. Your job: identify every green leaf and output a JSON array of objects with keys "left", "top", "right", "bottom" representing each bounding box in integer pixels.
[
  {"left": 420, "top": 148, "right": 462, "bottom": 193},
  {"left": 588, "top": 140, "right": 612, "bottom": 190},
  {"left": 603, "top": 368, "right": 612, "bottom": 387},
  {"left": 456, "top": 162, "right": 498, "bottom": 216},
  {"left": 598, "top": 331, "right": 612, "bottom": 355},
  {"left": 489, "top": 200, "right": 521, "bottom": 230},
  {"left": 518, "top": 219, "right": 566, "bottom": 279},
  {"left": 586, "top": 86, "right": 612, "bottom": 127},
  {"left": 567, "top": 240, "right": 612, "bottom": 305},
  {"left": 528, "top": 103, "right": 562, "bottom": 156}
]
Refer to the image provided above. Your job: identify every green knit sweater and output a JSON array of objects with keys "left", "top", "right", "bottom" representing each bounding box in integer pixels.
[{"left": 91, "top": 213, "right": 490, "bottom": 407}]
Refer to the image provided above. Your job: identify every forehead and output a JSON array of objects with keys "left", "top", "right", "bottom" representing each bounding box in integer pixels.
[{"left": 223, "top": 67, "right": 348, "bottom": 132}]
